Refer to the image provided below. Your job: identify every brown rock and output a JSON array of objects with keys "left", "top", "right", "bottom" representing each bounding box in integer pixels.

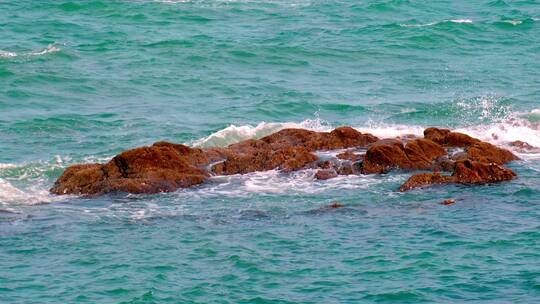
[
  {"left": 465, "top": 142, "right": 519, "bottom": 165},
  {"left": 362, "top": 139, "right": 412, "bottom": 174},
  {"left": 403, "top": 139, "right": 447, "bottom": 170},
  {"left": 212, "top": 146, "right": 317, "bottom": 175},
  {"left": 453, "top": 159, "right": 516, "bottom": 184},
  {"left": 361, "top": 138, "right": 446, "bottom": 174},
  {"left": 424, "top": 127, "right": 450, "bottom": 144},
  {"left": 399, "top": 159, "right": 516, "bottom": 191},
  {"left": 260, "top": 127, "right": 378, "bottom": 151},
  {"left": 50, "top": 144, "right": 208, "bottom": 195},
  {"left": 423, "top": 128, "right": 480, "bottom": 147},
  {"left": 445, "top": 132, "right": 480, "bottom": 147},
  {"left": 315, "top": 169, "right": 338, "bottom": 180}
]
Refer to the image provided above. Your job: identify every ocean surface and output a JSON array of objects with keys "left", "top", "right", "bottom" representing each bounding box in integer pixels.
[{"left": 1, "top": 0, "right": 540, "bottom": 302}]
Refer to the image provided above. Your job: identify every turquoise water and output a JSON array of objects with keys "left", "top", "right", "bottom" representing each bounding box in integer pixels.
[{"left": 1, "top": 0, "right": 540, "bottom": 302}]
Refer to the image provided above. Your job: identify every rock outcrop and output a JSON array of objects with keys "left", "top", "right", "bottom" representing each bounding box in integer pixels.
[{"left": 51, "top": 126, "right": 519, "bottom": 196}]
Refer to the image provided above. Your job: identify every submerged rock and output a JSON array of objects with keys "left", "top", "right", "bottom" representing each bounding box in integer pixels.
[
  {"left": 51, "top": 126, "right": 519, "bottom": 196},
  {"left": 441, "top": 199, "right": 456, "bottom": 205},
  {"left": 315, "top": 169, "right": 338, "bottom": 180}
]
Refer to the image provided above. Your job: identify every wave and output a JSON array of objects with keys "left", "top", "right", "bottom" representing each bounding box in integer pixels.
[
  {"left": 192, "top": 118, "right": 331, "bottom": 147},
  {"left": 0, "top": 44, "right": 61, "bottom": 59},
  {"left": 399, "top": 19, "right": 473, "bottom": 28},
  {"left": 193, "top": 108, "right": 540, "bottom": 156}
]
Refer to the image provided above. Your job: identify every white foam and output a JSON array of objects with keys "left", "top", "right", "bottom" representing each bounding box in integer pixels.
[
  {"left": 199, "top": 169, "right": 394, "bottom": 198},
  {"left": 399, "top": 22, "right": 437, "bottom": 28},
  {"left": 0, "top": 44, "right": 60, "bottom": 59},
  {"left": 400, "top": 19, "right": 472, "bottom": 28},
  {"left": 355, "top": 123, "right": 424, "bottom": 139},
  {"left": 29, "top": 44, "right": 61, "bottom": 56},
  {"left": 503, "top": 20, "right": 522, "bottom": 26},
  {"left": 450, "top": 19, "right": 473, "bottom": 23},
  {"left": 193, "top": 118, "right": 331, "bottom": 147},
  {"left": 0, "top": 163, "right": 17, "bottom": 169},
  {"left": 0, "top": 50, "right": 17, "bottom": 58},
  {"left": 0, "top": 178, "right": 61, "bottom": 205}
]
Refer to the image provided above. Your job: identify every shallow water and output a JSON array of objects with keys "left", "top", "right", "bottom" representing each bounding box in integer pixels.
[{"left": 1, "top": 0, "right": 540, "bottom": 302}]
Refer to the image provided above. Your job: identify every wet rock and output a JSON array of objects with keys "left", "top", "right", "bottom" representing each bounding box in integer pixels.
[
  {"left": 362, "top": 138, "right": 446, "bottom": 173},
  {"left": 431, "top": 156, "right": 455, "bottom": 172},
  {"left": 444, "top": 132, "right": 480, "bottom": 147},
  {"left": 315, "top": 169, "right": 338, "bottom": 180},
  {"left": 465, "top": 142, "right": 519, "bottom": 165},
  {"left": 453, "top": 159, "right": 516, "bottom": 184},
  {"left": 51, "top": 144, "right": 208, "bottom": 195},
  {"left": 399, "top": 159, "right": 516, "bottom": 191},
  {"left": 362, "top": 139, "right": 412, "bottom": 174},
  {"left": 424, "top": 128, "right": 480, "bottom": 147},
  {"left": 403, "top": 138, "right": 447, "bottom": 170},
  {"left": 212, "top": 146, "right": 317, "bottom": 175},
  {"left": 424, "top": 127, "right": 450, "bottom": 144},
  {"left": 260, "top": 127, "right": 378, "bottom": 151}
]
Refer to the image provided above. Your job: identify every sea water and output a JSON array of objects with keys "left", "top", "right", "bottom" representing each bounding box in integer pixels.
[{"left": 1, "top": 1, "right": 540, "bottom": 302}]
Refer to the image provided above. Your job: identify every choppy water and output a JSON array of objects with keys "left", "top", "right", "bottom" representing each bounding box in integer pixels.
[{"left": 2, "top": 0, "right": 540, "bottom": 302}]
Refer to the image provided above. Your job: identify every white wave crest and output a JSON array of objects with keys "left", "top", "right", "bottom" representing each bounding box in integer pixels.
[
  {"left": 0, "top": 44, "right": 61, "bottom": 59},
  {"left": 400, "top": 19, "right": 473, "bottom": 28},
  {"left": 0, "top": 50, "right": 17, "bottom": 58},
  {"left": 450, "top": 19, "right": 473, "bottom": 23},
  {"left": 193, "top": 118, "right": 331, "bottom": 147},
  {"left": 29, "top": 44, "right": 61, "bottom": 56}
]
